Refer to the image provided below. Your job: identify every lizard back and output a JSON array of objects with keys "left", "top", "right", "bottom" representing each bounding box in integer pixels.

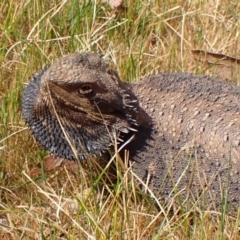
[{"left": 131, "top": 73, "right": 240, "bottom": 210}]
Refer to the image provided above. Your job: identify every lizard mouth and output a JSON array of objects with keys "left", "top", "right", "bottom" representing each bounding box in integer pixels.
[
  {"left": 45, "top": 75, "right": 139, "bottom": 136},
  {"left": 51, "top": 90, "right": 125, "bottom": 119},
  {"left": 47, "top": 81, "right": 136, "bottom": 121},
  {"left": 48, "top": 87, "right": 135, "bottom": 131},
  {"left": 47, "top": 81, "right": 125, "bottom": 114}
]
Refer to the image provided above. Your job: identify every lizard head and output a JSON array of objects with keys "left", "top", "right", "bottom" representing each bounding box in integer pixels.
[{"left": 22, "top": 52, "right": 139, "bottom": 160}]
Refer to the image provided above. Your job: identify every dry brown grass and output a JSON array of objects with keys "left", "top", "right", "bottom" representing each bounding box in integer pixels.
[{"left": 1, "top": 0, "right": 240, "bottom": 239}]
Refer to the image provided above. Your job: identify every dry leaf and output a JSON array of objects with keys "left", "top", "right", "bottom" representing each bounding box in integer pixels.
[
  {"left": 30, "top": 155, "right": 79, "bottom": 177},
  {"left": 192, "top": 49, "right": 240, "bottom": 81}
]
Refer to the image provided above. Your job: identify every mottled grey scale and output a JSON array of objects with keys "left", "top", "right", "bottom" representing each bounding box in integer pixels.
[
  {"left": 22, "top": 52, "right": 240, "bottom": 214},
  {"left": 131, "top": 73, "right": 240, "bottom": 211}
]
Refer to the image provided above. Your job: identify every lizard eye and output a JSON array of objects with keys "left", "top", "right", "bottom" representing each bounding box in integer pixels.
[{"left": 78, "top": 84, "right": 92, "bottom": 95}]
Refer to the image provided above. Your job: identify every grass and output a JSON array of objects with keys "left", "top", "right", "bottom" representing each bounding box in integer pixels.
[{"left": 1, "top": 0, "right": 240, "bottom": 239}]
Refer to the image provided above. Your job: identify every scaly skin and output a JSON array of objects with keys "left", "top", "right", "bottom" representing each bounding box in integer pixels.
[{"left": 22, "top": 52, "right": 240, "bottom": 212}]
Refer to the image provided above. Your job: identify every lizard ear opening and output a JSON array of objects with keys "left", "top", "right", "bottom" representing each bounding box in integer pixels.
[{"left": 107, "top": 69, "right": 121, "bottom": 85}]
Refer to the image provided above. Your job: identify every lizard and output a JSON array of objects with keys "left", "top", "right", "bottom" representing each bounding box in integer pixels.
[{"left": 22, "top": 52, "right": 240, "bottom": 212}]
